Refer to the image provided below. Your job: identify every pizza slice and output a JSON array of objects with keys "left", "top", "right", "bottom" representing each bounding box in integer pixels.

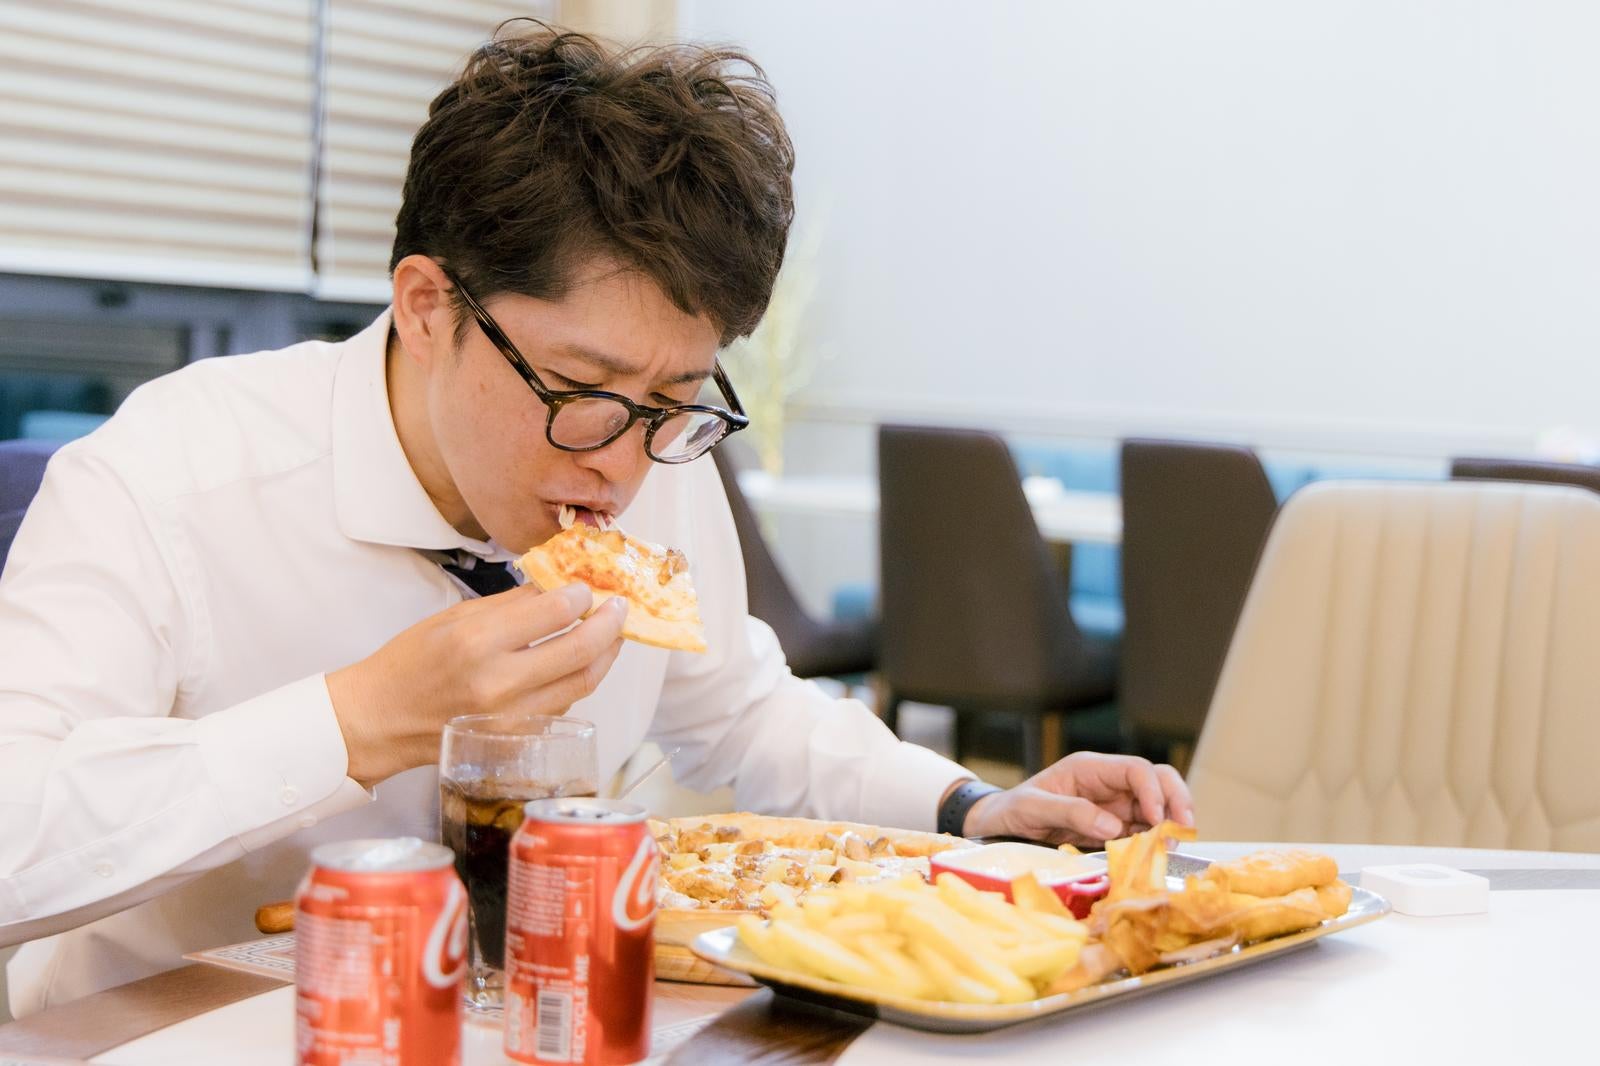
[{"left": 515, "top": 504, "right": 707, "bottom": 653}]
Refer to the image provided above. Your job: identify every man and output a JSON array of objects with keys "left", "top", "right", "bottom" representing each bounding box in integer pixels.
[{"left": 0, "top": 27, "right": 1189, "bottom": 1015}]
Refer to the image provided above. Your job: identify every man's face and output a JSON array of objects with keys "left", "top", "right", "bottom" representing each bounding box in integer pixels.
[{"left": 425, "top": 261, "right": 722, "bottom": 552}]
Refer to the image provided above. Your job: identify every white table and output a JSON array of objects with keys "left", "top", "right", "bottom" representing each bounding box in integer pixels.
[
  {"left": 737, "top": 470, "right": 1123, "bottom": 545},
  {"left": 9, "top": 841, "right": 1593, "bottom": 1064}
]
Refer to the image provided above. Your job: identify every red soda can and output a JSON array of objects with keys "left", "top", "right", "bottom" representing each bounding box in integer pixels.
[
  {"left": 294, "top": 837, "right": 467, "bottom": 1066},
  {"left": 503, "top": 798, "right": 658, "bottom": 1065}
]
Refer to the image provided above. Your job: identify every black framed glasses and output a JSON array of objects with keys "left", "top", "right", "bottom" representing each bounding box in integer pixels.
[{"left": 447, "top": 273, "right": 749, "bottom": 464}]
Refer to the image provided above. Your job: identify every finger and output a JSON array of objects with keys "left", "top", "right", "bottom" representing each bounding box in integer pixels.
[
  {"left": 507, "top": 637, "right": 626, "bottom": 716},
  {"left": 1014, "top": 790, "right": 1124, "bottom": 846},
  {"left": 522, "top": 598, "right": 627, "bottom": 680},
  {"left": 1098, "top": 794, "right": 1140, "bottom": 825},
  {"left": 1111, "top": 757, "right": 1169, "bottom": 829},
  {"left": 1155, "top": 763, "right": 1195, "bottom": 827},
  {"left": 467, "top": 601, "right": 624, "bottom": 713},
  {"left": 478, "top": 583, "right": 596, "bottom": 650}
]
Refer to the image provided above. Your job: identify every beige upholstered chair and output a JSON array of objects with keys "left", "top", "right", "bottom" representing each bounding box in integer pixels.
[{"left": 1189, "top": 480, "right": 1600, "bottom": 851}]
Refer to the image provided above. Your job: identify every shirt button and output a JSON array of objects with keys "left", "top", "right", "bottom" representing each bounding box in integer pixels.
[
  {"left": 280, "top": 786, "right": 299, "bottom": 806},
  {"left": 93, "top": 861, "right": 114, "bottom": 878},
  {"left": 298, "top": 815, "right": 317, "bottom": 829}
]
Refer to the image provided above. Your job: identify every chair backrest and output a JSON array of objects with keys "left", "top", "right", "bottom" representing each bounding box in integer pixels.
[
  {"left": 1451, "top": 456, "right": 1600, "bottom": 496},
  {"left": 1189, "top": 480, "right": 1600, "bottom": 851},
  {"left": 1118, "top": 439, "right": 1278, "bottom": 744},
  {"left": 0, "top": 438, "right": 59, "bottom": 577},
  {"left": 877, "top": 424, "right": 1088, "bottom": 708}
]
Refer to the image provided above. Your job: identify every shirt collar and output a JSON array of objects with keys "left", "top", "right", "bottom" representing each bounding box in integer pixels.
[{"left": 331, "top": 309, "right": 511, "bottom": 560}]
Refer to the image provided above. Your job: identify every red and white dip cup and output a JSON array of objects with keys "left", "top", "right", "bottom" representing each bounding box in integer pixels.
[{"left": 930, "top": 842, "right": 1110, "bottom": 918}]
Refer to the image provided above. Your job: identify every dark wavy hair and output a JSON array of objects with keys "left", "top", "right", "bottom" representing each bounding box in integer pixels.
[{"left": 390, "top": 22, "right": 795, "bottom": 346}]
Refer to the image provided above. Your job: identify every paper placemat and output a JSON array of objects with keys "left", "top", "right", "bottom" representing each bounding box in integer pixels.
[{"left": 182, "top": 935, "right": 295, "bottom": 981}]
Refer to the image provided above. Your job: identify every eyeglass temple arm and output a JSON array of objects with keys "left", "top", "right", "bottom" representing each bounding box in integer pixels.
[{"left": 713, "top": 363, "right": 747, "bottom": 419}]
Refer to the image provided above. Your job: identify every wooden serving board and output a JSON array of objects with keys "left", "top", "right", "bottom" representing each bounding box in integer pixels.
[{"left": 656, "top": 942, "right": 756, "bottom": 987}]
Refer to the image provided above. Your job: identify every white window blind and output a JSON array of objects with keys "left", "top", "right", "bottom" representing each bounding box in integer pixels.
[
  {"left": 0, "top": 0, "right": 657, "bottom": 298},
  {"left": 0, "top": 0, "right": 318, "bottom": 291},
  {"left": 315, "top": 0, "right": 553, "bottom": 301}
]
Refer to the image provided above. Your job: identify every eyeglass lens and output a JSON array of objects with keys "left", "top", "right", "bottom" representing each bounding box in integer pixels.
[{"left": 549, "top": 399, "right": 726, "bottom": 460}]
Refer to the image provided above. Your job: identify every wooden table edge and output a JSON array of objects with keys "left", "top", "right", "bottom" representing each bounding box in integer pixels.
[{"left": 0, "top": 964, "right": 288, "bottom": 1059}]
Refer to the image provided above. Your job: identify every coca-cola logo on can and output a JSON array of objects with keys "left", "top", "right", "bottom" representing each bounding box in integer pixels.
[
  {"left": 611, "top": 834, "right": 659, "bottom": 932},
  {"left": 422, "top": 878, "right": 469, "bottom": 989}
]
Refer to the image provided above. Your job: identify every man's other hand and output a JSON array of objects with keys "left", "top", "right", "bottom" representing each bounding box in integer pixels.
[{"left": 961, "top": 752, "right": 1194, "bottom": 846}]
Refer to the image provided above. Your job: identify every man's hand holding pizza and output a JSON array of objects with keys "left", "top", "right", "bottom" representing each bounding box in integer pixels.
[
  {"left": 958, "top": 752, "right": 1195, "bottom": 847},
  {"left": 325, "top": 583, "right": 626, "bottom": 788}
]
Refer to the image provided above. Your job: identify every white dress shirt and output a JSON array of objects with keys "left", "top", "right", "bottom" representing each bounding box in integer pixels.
[{"left": 0, "top": 311, "right": 969, "bottom": 1016}]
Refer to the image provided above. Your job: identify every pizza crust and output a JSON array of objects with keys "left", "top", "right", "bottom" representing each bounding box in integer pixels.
[
  {"left": 517, "top": 529, "right": 707, "bottom": 654},
  {"left": 663, "top": 812, "right": 964, "bottom": 858}
]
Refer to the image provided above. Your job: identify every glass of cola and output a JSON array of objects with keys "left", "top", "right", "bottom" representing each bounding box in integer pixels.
[{"left": 439, "top": 714, "right": 598, "bottom": 1010}]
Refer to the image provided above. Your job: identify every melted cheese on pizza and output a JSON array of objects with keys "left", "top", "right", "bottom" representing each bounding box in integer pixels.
[
  {"left": 653, "top": 820, "right": 935, "bottom": 912},
  {"left": 539, "top": 524, "right": 696, "bottom": 621}
]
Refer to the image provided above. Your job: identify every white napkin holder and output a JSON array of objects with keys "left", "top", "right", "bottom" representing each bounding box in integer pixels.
[{"left": 1359, "top": 863, "right": 1489, "bottom": 916}]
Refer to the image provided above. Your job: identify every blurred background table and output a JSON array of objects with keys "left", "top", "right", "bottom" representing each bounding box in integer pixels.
[{"left": 737, "top": 469, "right": 1124, "bottom": 544}]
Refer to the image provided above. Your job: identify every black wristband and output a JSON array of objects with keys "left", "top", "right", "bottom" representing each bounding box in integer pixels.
[{"left": 937, "top": 780, "right": 1004, "bottom": 837}]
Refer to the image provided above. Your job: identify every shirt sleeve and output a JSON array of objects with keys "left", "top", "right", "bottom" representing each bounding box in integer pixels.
[
  {"left": 647, "top": 460, "right": 973, "bottom": 832},
  {"left": 0, "top": 445, "right": 369, "bottom": 946}
]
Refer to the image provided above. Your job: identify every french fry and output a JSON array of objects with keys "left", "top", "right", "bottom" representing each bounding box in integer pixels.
[
  {"left": 736, "top": 914, "right": 796, "bottom": 970},
  {"left": 1016, "top": 909, "right": 1090, "bottom": 941},
  {"left": 800, "top": 893, "right": 844, "bottom": 929},
  {"left": 769, "top": 901, "right": 804, "bottom": 925},
  {"left": 823, "top": 912, "right": 889, "bottom": 939},
  {"left": 768, "top": 918, "right": 880, "bottom": 986},
  {"left": 1010, "top": 871, "right": 1072, "bottom": 918},
  {"left": 855, "top": 933, "right": 939, "bottom": 999},
  {"left": 907, "top": 941, "right": 1002, "bottom": 1004},
  {"left": 1104, "top": 820, "right": 1197, "bottom": 901},
  {"left": 896, "top": 904, "right": 1036, "bottom": 1003},
  {"left": 1043, "top": 941, "right": 1122, "bottom": 995},
  {"left": 1000, "top": 937, "right": 1084, "bottom": 983},
  {"left": 933, "top": 874, "right": 1040, "bottom": 942},
  {"left": 734, "top": 862, "right": 1100, "bottom": 1004}
]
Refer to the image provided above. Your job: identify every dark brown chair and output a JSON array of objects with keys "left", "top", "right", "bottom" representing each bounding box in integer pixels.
[
  {"left": 876, "top": 424, "right": 1116, "bottom": 774},
  {"left": 712, "top": 445, "right": 877, "bottom": 679},
  {"left": 1117, "top": 439, "right": 1278, "bottom": 765},
  {"left": 1451, "top": 456, "right": 1600, "bottom": 495}
]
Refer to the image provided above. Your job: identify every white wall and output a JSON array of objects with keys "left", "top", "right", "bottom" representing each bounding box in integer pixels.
[{"left": 683, "top": 1, "right": 1600, "bottom": 462}]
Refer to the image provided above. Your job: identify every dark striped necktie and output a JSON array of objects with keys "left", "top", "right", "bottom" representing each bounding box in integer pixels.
[{"left": 441, "top": 556, "right": 519, "bottom": 597}]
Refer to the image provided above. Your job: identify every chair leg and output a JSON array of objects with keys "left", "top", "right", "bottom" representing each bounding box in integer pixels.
[
  {"left": 876, "top": 681, "right": 901, "bottom": 737},
  {"left": 1023, "top": 712, "right": 1066, "bottom": 776},
  {"left": 1042, "top": 712, "right": 1065, "bottom": 767}
]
